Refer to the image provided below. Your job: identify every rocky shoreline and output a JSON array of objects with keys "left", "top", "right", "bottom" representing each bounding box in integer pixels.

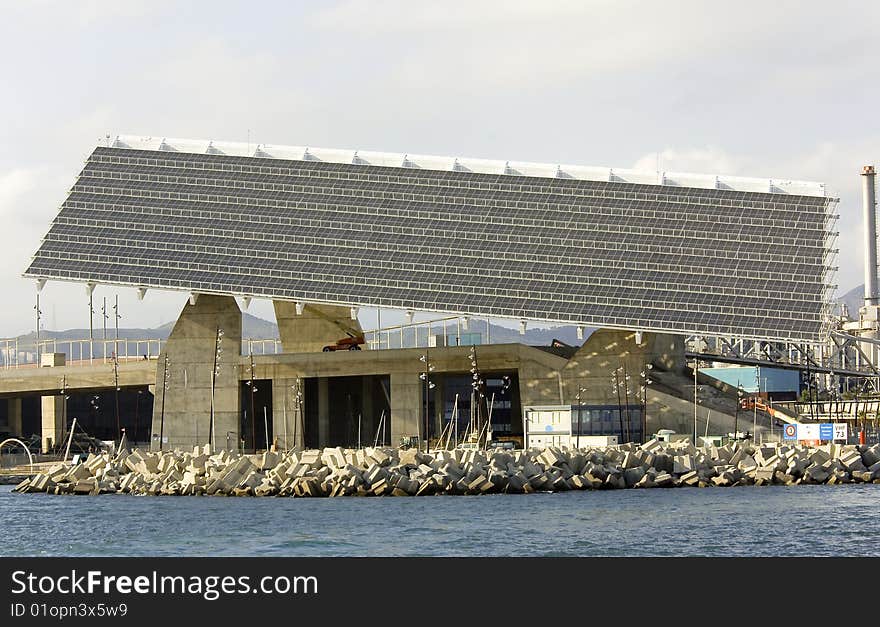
[{"left": 12, "top": 439, "right": 880, "bottom": 497}]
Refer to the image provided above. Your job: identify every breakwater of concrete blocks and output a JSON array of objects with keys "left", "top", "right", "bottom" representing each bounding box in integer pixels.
[{"left": 12, "top": 438, "right": 880, "bottom": 497}]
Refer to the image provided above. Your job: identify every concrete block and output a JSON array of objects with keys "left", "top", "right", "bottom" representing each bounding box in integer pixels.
[
  {"left": 299, "top": 450, "right": 322, "bottom": 466},
  {"left": 142, "top": 454, "right": 160, "bottom": 474},
  {"left": 861, "top": 444, "right": 880, "bottom": 467},
  {"left": 623, "top": 467, "right": 646, "bottom": 487},
  {"left": 727, "top": 448, "right": 745, "bottom": 467},
  {"left": 259, "top": 451, "right": 279, "bottom": 471},
  {"left": 806, "top": 465, "right": 829, "bottom": 483},
  {"left": 654, "top": 473, "right": 674, "bottom": 487},
  {"left": 641, "top": 438, "right": 662, "bottom": 452},
  {"left": 604, "top": 474, "right": 626, "bottom": 489},
  {"left": 672, "top": 455, "right": 694, "bottom": 474},
  {"left": 679, "top": 471, "right": 699, "bottom": 486},
  {"left": 839, "top": 450, "right": 866, "bottom": 473},
  {"left": 538, "top": 448, "right": 563, "bottom": 468},
  {"left": 73, "top": 479, "right": 96, "bottom": 494},
  {"left": 66, "top": 463, "right": 93, "bottom": 481},
  {"left": 737, "top": 455, "right": 758, "bottom": 473}
]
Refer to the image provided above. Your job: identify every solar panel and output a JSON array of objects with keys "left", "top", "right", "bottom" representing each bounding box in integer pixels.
[{"left": 23, "top": 142, "right": 837, "bottom": 342}]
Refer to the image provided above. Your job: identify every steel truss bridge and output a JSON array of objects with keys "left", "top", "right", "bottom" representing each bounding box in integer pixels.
[{"left": 685, "top": 330, "right": 880, "bottom": 384}]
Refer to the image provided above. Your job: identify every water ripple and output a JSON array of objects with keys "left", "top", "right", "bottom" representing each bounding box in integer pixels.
[{"left": 1, "top": 485, "right": 878, "bottom": 557}]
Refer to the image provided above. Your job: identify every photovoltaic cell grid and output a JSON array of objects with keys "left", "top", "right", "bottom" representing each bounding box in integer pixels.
[{"left": 24, "top": 146, "right": 837, "bottom": 342}]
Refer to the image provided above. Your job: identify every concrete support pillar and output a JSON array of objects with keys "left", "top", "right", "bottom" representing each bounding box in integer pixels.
[
  {"left": 390, "top": 372, "right": 421, "bottom": 447},
  {"left": 41, "top": 395, "right": 65, "bottom": 453},
  {"left": 150, "top": 295, "right": 242, "bottom": 452},
  {"left": 318, "top": 377, "right": 330, "bottom": 448},
  {"left": 7, "top": 398, "right": 22, "bottom": 437},
  {"left": 274, "top": 302, "right": 365, "bottom": 354},
  {"left": 271, "top": 378, "right": 304, "bottom": 451}
]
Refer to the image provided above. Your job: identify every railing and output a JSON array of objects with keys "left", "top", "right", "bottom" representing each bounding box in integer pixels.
[
  {"left": 0, "top": 338, "right": 165, "bottom": 369},
  {"left": 37, "top": 338, "right": 165, "bottom": 365},
  {"left": 363, "top": 316, "right": 488, "bottom": 350},
  {"left": 242, "top": 338, "right": 282, "bottom": 355},
  {"left": 0, "top": 337, "right": 21, "bottom": 369}
]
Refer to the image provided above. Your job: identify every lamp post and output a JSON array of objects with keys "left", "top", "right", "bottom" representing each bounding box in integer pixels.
[
  {"left": 34, "top": 294, "right": 42, "bottom": 366},
  {"left": 611, "top": 368, "right": 625, "bottom": 442},
  {"left": 90, "top": 394, "right": 100, "bottom": 444},
  {"left": 159, "top": 354, "right": 170, "bottom": 451},
  {"left": 469, "top": 345, "right": 487, "bottom": 448},
  {"left": 735, "top": 384, "right": 744, "bottom": 444},
  {"left": 113, "top": 352, "right": 120, "bottom": 440},
  {"left": 622, "top": 364, "right": 634, "bottom": 443},
  {"left": 419, "top": 349, "right": 435, "bottom": 453},
  {"left": 210, "top": 327, "right": 224, "bottom": 451},
  {"left": 245, "top": 349, "right": 258, "bottom": 453},
  {"left": 640, "top": 363, "right": 653, "bottom": 443},
  {"left": 290, "top": 378, "right": 303, "bottom": 451},
  {"left": 574, "top": 385, "right": 587, "bottom": 449},
  {"left": 693, "top": 360, "right": 699, "bottom": 445},
  {"left": 59, "top": 375, "right": 69, "bottom": 445},
  {"left": 113, "top": 295, "right": 121, "bottom": 362}
]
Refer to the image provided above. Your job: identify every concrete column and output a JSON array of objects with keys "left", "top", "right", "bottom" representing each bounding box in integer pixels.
[
  {"left": 150, "top": 295, "right": 242, "bottom": 452},
  {"left": 271, "top": 378, "right": 304, "bottom": 451},
  {"left": 390, "top": 372, "right": 421, "bottom": 447},
  {"left": 318, "top": 377, "right": 330, "bottom": 448},
  {"left": 41, "top": 395, "right": 65, "bottom": 453},
  {"left": 7, "top": 398, "right": 22, "bottom": 437}
]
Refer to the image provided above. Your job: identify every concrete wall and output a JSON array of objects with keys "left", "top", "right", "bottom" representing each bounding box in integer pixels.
[
  {"left": 150, "top": 295, "right": 242, "bottom": 451},
  {"left": 274, "top": 302, "right": 364, "bottom": 353},
  {"left": 559, "top": 329, "right": 685, "bottom": 408},
  {"left": 390, "top": 372, "right": 421, "bottom": 446},
  {"left": 41, "top": 395, "right": 64, "bottom": 453}
]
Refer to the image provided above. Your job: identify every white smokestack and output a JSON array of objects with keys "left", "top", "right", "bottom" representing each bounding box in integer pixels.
[{"left": 863, "top": 165, "right": 877, "bottom": 305}]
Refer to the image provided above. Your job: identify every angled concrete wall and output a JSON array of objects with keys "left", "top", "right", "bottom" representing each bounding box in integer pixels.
[
  {"left": 150, "top": 295, "right": 242, "bottom": 452},
  {"left": 274, "top": 302, "right": 364, "bottom": 354},
  {"left": 560, "top": 329, "right": 685, "bottom": 405}
]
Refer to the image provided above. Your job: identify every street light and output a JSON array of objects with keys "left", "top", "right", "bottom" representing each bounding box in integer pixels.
[
  {"left": 610, "top": 367, "right": 625, "bottom": 443},
  {"left": 734, "top": 384, "right": 744, "bottom": 444},
  {"left": 574, "top": 385, "right": 587, "bottom": 449},
  {"left": 469, "top": 345, "right": 488, "bottom": 448},
  {"left": 159, "top": 354, "right": 170, "bottom": 451},
  {"left": 419, "top": 350, "right": 435, "bottom": 452},
  {"left": 640, "top": 364, "right": 653, "bottom": 443},
  {"left": 210, "top": 327, "right": 223, "bottom": 451}
]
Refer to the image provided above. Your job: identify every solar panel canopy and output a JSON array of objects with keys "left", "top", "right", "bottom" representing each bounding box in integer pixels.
[{"left": 24, "top": 136, "right": 837, "bottom": 342}]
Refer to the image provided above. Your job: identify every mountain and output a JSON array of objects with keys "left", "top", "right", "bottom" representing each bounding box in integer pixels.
[{"left": 5, "top": 313, "right": 587, "bottom": 364}]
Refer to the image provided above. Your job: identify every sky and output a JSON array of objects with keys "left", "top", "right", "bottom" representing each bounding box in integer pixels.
[{"left": 0, "top": 0, "right": 878, "bottom": 337}]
